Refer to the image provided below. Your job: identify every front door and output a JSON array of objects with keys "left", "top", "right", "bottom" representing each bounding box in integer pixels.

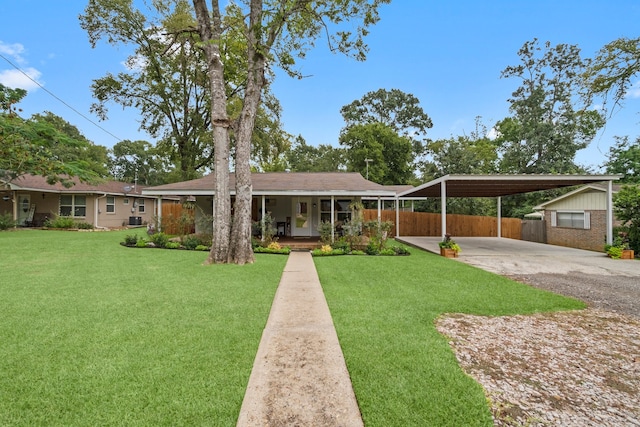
[
  {"left": 17, "top": 194, "right": 31, "bottom": 225},
  {"left": 292, "top": 197, "right": 311, "bottom": 237}
]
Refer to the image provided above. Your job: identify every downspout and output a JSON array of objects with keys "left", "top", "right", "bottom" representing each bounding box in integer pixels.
[{"left": 94, "top": 193, "right": 108, "bottom": 230}]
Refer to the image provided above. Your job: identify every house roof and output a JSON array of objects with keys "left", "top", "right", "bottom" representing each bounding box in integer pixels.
[
  {"left": 398, "top": 174, "right": 623, "bottom": 198},
  {"left": 534, "top": 183, "right": 623, "bottom": 210},
  {"left": 1, "top": 174, "right": 150, "bottom": 197},
  {"left": 142, "top": 172, "right": 400, "bottom": 197}
]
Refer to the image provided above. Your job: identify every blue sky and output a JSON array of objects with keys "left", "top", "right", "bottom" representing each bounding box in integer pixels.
[{"left": 2, "top": 1, "right": 640, "bottom": 172}]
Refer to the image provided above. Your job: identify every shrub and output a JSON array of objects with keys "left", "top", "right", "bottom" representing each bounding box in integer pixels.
[
  {"left": 123, "top": 234, "right": 139, "bottom": 246},
  {"left": 195, "top": 245, "right": 209, "bottom": 251},
  {"left": 75, "top": 222, "right": 94, "bottom": 229},
  {"left": 379, "top": 248, "right": 395, "bottom": 256},
  {"left": 392, "top": 246, "right": 411, "bottom": 255},
  {"left": 268, "top": 241, "right": 282, "bottom": 250},
  {"left": 135, "top": 239, "right": 148, "bottom": 248},
  {"left": 331, "top": 239, "right": 351, "bottom": 252},
  {"left": 183, "top": 235, "right": 206, "bottom": 250},
  {"left": 165, "top": 241, "right": 181, "bottom": 249},
  {"left": 607, "top": 246, "right": 623, "bottom": 259},
  {"left": 317, "top": 221, "right": 334, "bottom": 245},
  {"left": 0, "top": 212, "right": 16, "bottom": 230},
  {"left": 45, "top": 215, "right": 76, "bottom": 229},
  {"left": 253, "top": 245, "right": 291, "bottom": 255},
  {"left": 365, "top": 241, "right": 379, "bottom": 255},
  {"left": 149, "top": 232, "right": 169, "bottom": 248}
]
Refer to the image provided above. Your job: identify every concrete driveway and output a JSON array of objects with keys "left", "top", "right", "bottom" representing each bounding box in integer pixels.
[{"left": 397, "top": 237, "right": 640, "bottom": 317}]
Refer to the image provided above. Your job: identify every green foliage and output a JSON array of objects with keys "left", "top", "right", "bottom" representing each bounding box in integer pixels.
[
  {"left": 613, "top": 184, "right": 640, "bottom": 252},
  {"left": 149, "top": 232, "right": 169, "bottom": 248},
  {"left": 252, "top": 245, "right": 291, "bottom": 255},
  {"left": 194, "top": 244, "right": 209, "bottom": 251},
  {"left": 123, "top": 234, "right": 139, "bottom": 246},
  {"left": 438, "top": 235, "right": 461, "bottom": 253},
  {"left": 75, "top": 222, "right": 94, "bottom": 230},
  {"left": 253, "top": 212, "right": 277, "bottom": 245},
  {"left": 363, "top": 220, "right": 394, "bottom": 253},
  {"left": 286, "top": 136, "right": 347, "bottom": 172},
  {"left": 340, "top": 123, "right": 414, "bottom": 184},
  {"left": 0, "top": 212, "right": 16, "bottom": 230},
  {"left": 496, "top": 39, "right": 604, "bottom": 175},
  {"left": 183, "top": 234, "right": 209, "bottom": 250},
  {"left": 1, "top": 85, "right": 102, "bottom": 186},
  {"left": 317, "top": 221, "right": 335, "bottom": 245},
  {"left": 603, "top": 136, "right": 640, "bottom": 183},
  {"left": 164, "top": 241, "right": 181, "bottom": 249},
  {"left": 606, "top": 245, "right": 623, "bottom": 259},
  {"left": 135, "top": 238, "right": 148, "bottom": 248},
  {"left": 45, "top": 216, "right": 76, "bottom": 229}
]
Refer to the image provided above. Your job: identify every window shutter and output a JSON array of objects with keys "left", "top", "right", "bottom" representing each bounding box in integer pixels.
[
  {"left": 550, "top": 211, "right": 557, "bottom": 227},
  {"left": 584, "top": 212, "right": 591, "bottom": 229}
]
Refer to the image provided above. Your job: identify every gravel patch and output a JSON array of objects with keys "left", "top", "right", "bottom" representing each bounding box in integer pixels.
[{"left": 437, "top": 309, "right": 640, "bottom": 426}]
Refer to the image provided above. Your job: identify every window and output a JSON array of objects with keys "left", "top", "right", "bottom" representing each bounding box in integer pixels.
[
  {"left": 123, "top": 198, "right": 129, "bottom": 205},
  {"left": 552, "top": 211, "right": 590, "bottom": 229},
  {"left": 137, "top": 198, "right": 145, "bottom": 213},
  {"left": 319, "top": 199, "right": 352, "bottom": 224},
  {"left": 60, "top": 195, "right": 86, "bottom": 217},
  {"left": 106, "top": 196, "right": 115, "bottom": 213}
]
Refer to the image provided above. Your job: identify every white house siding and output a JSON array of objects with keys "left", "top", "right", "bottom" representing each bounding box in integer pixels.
[{"left": 543, "top": 190, "right": 607, "bottom": 210}]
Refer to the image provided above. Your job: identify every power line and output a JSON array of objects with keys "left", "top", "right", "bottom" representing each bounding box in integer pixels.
[{"left": 0, "top": 53, "right": 123, "bottom": 142}]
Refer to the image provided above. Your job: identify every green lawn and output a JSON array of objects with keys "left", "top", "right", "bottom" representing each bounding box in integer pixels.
[
  {"left": 0, "top": 230, "right": 585, "bottom": 426},
  {"left": 0, "top": 229, "right": 286, "bottom": 426},
  {"left": 315, "top": 247, "right": 585, "bottom": 426}
]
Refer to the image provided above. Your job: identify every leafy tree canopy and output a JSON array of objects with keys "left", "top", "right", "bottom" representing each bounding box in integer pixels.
[
  {"left": 340, "top": 122, "right": 414, "bottom": 185},
  {"left": 603, "top": 136, "right": 640, "bottom": 183},
  {"left": 0, "top": 84, "right": 102, "bottom": 186},
  {"left": 496, "top": 39, "right": 605, "bottom": 174},
  {"left": 286, "top": 136, "right": 346, "bottom": 172}
]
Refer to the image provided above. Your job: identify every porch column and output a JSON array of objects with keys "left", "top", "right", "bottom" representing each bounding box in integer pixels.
[
  {"left": 441, "top": 180, "right": 447, "bottom": 239},
  {"left": 377, "top": 197, "right": 381, "bottom": 222},
  {"left": 497, "top": 196, "right": 502, "bottom": 238},
  {"left": 395, "top": 197, "right": 400, "bottom": 238},
  {"left": 331, "top": 196, "right": 335, "bottom": 242},
  {"left": 606, "top": 180, "right": 613, "bottom": 245},
  {"left": 261, "top": 195, "right": 266, "bottom": 242},
  {"left": 156, "top": 197, "right": 163, "bottom": 230}
]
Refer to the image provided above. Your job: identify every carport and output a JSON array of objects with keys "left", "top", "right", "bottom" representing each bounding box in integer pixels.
[{"left": 396, "top": 174, "right": 622, "bottom": 245}]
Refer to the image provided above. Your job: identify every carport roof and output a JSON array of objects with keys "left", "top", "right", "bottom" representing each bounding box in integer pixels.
[{"left": 397, "top": 174, "right": 623, "bottom": 198}]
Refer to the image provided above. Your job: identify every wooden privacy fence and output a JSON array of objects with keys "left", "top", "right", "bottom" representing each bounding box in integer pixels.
[
  {"left": 161, "top": 202, "right": 195, "bottom": 235},
  {"left": 362, "top": 209, "right": 522, "bottom": 239}
]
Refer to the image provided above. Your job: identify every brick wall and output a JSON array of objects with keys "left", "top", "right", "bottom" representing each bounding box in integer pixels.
[{"left": 545, "top": 210, "right": 607, "bottom": 252}]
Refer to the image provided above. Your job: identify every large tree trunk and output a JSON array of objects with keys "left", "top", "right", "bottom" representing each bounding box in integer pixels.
[
  {"left": 227, "top": 0, "right": 266, "bottom": 264},
  {"left": 193, "top": 0, "right": 232, "bottom": 264}
]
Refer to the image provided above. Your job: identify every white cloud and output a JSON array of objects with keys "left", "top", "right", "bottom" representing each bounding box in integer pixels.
[
  {"left": 0, "top": 41, "right": 26, "bottom": 62},
  {"left": 0, "top": 40, "right": 43, "bottom": 91},
  {"left": 0, "top": 67, "right": 42, "bottom": 91},
  {"left": 627, "top": 81, "right": 640, "bottom": 99}
]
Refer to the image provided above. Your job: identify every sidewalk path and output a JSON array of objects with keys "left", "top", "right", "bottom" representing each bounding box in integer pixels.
[{"left": 237, "top": 251, "right": 364, "bottom": 427}]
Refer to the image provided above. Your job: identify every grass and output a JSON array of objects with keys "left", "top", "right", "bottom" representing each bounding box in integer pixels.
[
  {"left": 1, "top": 230, "right": 586, "bottom": 426},
  {"left": 314, "top": 245, "right": 586, "bottom": 426},
  {"left": 0, "top": 229, "right": 287, "bottom": 426}
]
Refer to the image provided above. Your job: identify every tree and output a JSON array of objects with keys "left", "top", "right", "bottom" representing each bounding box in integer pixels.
[
  {"left": 80, "top": 0, "right": 215, "bottom": 181},
  {"left": 286, "top": 136, "right": 347, "bottom": 172},
  {"left": 29, "top": 112, "right": 110, "bottom": 179},
  {"left": 109, "top": 139, "right": 172, "bottom": 185},
  {"left": 0, "top": 84, "right": 101, "bottom": 186},
  {"left": 584, "top": 37, "right": 640, "bottom": 115},
  {"left": 613, "top": 184, "right": 640, "bottom": 253},
  {"left": 340, "top": 122, "right": 414, "bottom": 184},
  {"left": 340, "top": 88, "right": 433, "bottom": 171},
  {"left": 603, "top": 136, "right": 640, "bottom": 183},
  {"left": 193, "top": 0, "right": 390, "bottom": 264},
  {"left": 496, "top": 39, "right": 605, "bottom": 175}
]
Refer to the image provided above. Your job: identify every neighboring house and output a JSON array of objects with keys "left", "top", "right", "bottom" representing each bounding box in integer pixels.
[
  {"left": 534, "top": 183, "right": 622, "bottom": 252},
  {"left": 142, "top": 172, "right": 403, "bottom": 237},
  {"left": 0, "top": 174, "right": 160, "bottom": 228}
]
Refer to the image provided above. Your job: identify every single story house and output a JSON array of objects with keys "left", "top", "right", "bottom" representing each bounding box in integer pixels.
[
  {"left": 1, "top": 174, "right": 161, "bottom": 229},
  {"left": 142, "top": 172, "right": 402, "bottom": 238},
  {"left": 534, "top": 183, "right": 623, "bottom": 252}
]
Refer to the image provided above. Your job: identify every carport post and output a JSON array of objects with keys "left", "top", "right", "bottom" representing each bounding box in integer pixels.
[
  {"left": 395, "top": 197, "right": 400, "bottom": 237},
  {"left": 497, "top": 196, "right": 502, "bottom": 238},
  {"left": 441, "top": 180, "right": 447, "bottom": 239},
  {"left": 606, "top": 180, "right": 613, "bottom": 245}
]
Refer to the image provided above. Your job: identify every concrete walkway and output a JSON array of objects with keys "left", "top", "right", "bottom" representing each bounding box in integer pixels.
[{"left": 236, "top": 251, "right": 363, "bottom": 427}]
